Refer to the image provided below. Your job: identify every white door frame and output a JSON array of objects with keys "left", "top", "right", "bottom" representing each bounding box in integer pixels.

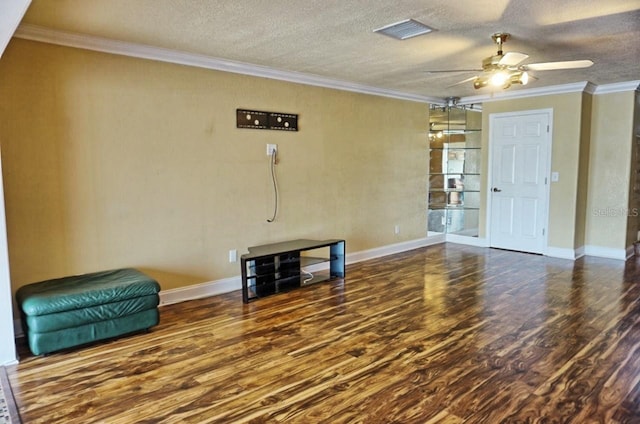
[
  {"left": 0, "top": 0, "right": 31, "bottom": 367},
  {"left": 0, "top": 151, "right": 17, "bottom": 365},
  {"left": 486, "top": 108, "right": 553, "bottom": 255}
]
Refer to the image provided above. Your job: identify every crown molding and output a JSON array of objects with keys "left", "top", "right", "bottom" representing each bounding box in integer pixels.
[
  {"left": 12, "top": 24, "right": 639, "bottom": 106},
  {"left": 583, "top": 82, "right": 598, "bottom": 95},
  {"left": 13, "top": 24, "right": 442, "bottom": 104},
  {"left": 592, "top": 80, "right": 640, "bottom": 95},
  {"left": 460, "top": 79, "right": 640, "bottom": 104},
  {"left": 460, "top": 81, "right": 592, "bottom": 104}
]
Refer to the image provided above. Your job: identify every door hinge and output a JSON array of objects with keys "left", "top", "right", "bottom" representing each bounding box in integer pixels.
[
  {"left": 545, "top": 177, "right": 548, "bottom": 185},
  {"left": 542, "top": 228, "right": 546, "bottom": 236},
  {"left": 547, "top": 125, "right": 550, "bottom": 133}
]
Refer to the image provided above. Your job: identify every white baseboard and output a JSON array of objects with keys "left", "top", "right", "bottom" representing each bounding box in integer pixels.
[
  {"left": 14, "top": 238, "right": 445, "bottom": 337},
  {"left": 584, "top": 245, "right": 630, "bottom": 261},
  {"left": 159, "top": 237, "right": 443, "bottom": 306},
  {"left": 159, "top": 275, "right": 242, "bottom": 306},
  {"left": 544, "top": 246, "right": 583, "bottom": 260},
  {"left": 344, "top": 236, "right": 442, "bottom": 265},
  {"left": 157, "top": 240, "right": 629, "bottom": 308},
  {"left": 520, "top": 244, "right": 630, "bottom": 261},
  {"left": 13, "top": 238, "right": 632, "bottom": 339},
  {"left": 627, "top": 245, "right": 635, "bottom": 260},
  {"left": 445, "top": 234, "right": 488, "bottom": 247}
]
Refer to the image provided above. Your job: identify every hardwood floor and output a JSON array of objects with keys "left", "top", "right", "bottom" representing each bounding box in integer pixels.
[{"left": 7, "top": 243, "right": 640, "bottom": 423}]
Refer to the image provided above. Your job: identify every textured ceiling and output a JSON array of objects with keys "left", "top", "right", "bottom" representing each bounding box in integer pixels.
[{"left": 18, "top": 0, "right": 640, "bottom": 101}]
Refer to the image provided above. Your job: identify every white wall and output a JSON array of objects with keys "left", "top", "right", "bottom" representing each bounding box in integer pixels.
[
  {"left": 0, "top": 152, "right": 17, "bottom": 364},
  {"left": 0, "top": 0, "right": 31, "bottom": 58},
  {"left": 0, "top": 0, "right": 30, "bottom": 365}
]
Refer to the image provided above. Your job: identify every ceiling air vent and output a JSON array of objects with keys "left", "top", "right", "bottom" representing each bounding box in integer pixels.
[{"left": 373, "top": 19, "right": 435, "bottom": 40}]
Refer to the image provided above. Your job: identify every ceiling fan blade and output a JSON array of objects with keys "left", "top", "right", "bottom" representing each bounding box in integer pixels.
[
  {"left": 447, "top": 75, "right": 479, "bottom": 88},
  {"left": 499, "top": 52, "right": 529, "bottom": 67},
  {"left": 523, "top": 60, "right": 594, "bottom": 71},
  {"left": 424, "top": 69, "right": 482, "bottom": 74}
]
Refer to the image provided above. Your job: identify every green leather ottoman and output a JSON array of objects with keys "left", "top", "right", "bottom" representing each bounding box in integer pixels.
[{"left": 16, "top": 268, "right": 161, "bottom": 355}]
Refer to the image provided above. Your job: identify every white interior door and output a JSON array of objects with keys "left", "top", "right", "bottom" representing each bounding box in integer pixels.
[{"left": 489, "top": 111, "right": 551, "bottom": 254}]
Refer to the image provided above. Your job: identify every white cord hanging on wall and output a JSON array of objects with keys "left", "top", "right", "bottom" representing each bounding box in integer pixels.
[{"left": 266, "top": 147, "right": 279, "bottom": 223}]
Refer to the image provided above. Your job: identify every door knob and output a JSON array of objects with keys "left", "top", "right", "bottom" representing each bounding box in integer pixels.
[{"left": 492, "top": 187, "right": 502, "bottom": 192}]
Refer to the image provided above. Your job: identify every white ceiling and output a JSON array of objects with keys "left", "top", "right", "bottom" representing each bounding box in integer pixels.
[{"left": 17, "top": 0, "right": 640, "bottom": 101}]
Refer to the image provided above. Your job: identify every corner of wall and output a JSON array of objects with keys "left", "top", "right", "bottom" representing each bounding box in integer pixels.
[{"left": 573, "top": 92, "right": 593, "bottom": 249}]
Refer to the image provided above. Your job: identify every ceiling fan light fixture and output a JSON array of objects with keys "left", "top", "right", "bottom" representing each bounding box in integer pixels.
[
  {"left": 512, "top": 71, "right": 529, "bottom": 85},
  {"left": 473, "top": 78, "right": 488, "bottom": 89},
  {"left": 442, "top": 33, "right": 593, "bottom": 91},
  {"left": 473, "top": 69, "right": 528, "bottom": 90},
  {"left": 490, "top": 71, "right": 509, "bottom": 87}
]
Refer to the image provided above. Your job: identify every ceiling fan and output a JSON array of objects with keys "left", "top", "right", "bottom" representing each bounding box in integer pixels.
[{"left": 426, "top": 33, "right": 594, "bottom": 90}]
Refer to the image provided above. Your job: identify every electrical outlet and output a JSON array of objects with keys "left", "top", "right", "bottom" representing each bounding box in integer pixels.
[
  {"left": 229, "top": 249, "right": 237, "bottom": 263},
  {"left": 394, "top": 225, "right": 400, "bottom": 235},
  {"left": 266, "top": 144, "right": 277, "bottom": 155}
]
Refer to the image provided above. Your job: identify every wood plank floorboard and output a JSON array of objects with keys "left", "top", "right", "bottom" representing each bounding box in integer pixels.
[{"left": 6, "top": 243, "right": 640, "bottom": 423}]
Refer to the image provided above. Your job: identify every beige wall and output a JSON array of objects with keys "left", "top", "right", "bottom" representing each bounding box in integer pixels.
[
  {"left": 584, "top": 90, "right": 636, "bottom": 249},
  {"left": 0, "top": 39, "right": 428, "bottom": 296},
  {"left": 482, "top": 89, "right": 638, "bottom": 254},
  {"left": 480, "top": 92, "right": 584, "bottom": 249}
]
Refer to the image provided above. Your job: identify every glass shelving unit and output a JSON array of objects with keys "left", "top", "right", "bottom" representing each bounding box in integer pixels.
[{"left": 428, "top": 101, "right": 482, "bottom": 237}]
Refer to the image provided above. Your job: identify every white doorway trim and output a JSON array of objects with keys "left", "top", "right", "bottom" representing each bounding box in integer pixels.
[
  {"left": 0, "top": 151, "right": 17, "bottom": 365},
  {"left": 486, "top": 108, "right": 553, "bottom": 255}
]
